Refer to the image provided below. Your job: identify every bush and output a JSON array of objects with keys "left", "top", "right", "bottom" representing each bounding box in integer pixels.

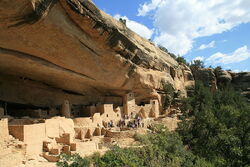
[
  {"left": 190, "top": 60, "right": 204, "bottom": 73},
  {"left": 119, "top": 18, "right": 126, "bottom": 26},
  {"left": 158, "top": 45, "right": 189, "bottom": 65},
  {"left": 57, "top": 154, "right": 90, "bottom": 167},
  {"left": 158, "top": 45, "right": 169, "bottom": 54},
  {"left": 92, "top": 124, "right": 212, "bottom": 167},
  {"left": 93, "top": 146, "right": 144, "bottom": 167},
  {"left": 57, "top": 124, "right": 212, "bottom": 167},
  {"left": 176, "top": 56, "right": 187, "bottom": 65},
  {"left": 133, "top": 124, "right": 212, "bottom": 167}
]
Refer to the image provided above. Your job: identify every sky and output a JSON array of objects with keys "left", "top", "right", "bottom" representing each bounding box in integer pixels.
[{"left": 92, "top": 0, "right": 250, "bottom": 72}]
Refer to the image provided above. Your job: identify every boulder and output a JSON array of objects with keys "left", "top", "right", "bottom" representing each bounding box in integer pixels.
[{"left": 215, "top": 69, "right": 232, "bottom": 85}]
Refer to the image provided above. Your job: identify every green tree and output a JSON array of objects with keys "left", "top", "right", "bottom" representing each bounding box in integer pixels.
[
  {"left": 158, "top": 45, "right": 169, "bottom": 53},
  {"left": 162, "top": 82, "right": 175, "bottom": 109},
  {"left": 157, "top": 45, "right": 189, "bottom": 65},
  {"left": 176, "top": 56, "right": 187, "bottom": 65},
  {"left": 190, "top": 60, "right": 204, "bottom": 73},
  {"left": 119, "top": 18, "right": 126, "bottom": 26},
  {"left": 177, "top": 82, "right": 250, "bottom": 167}
]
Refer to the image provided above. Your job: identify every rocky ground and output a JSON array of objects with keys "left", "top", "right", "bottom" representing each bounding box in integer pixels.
[{"left": 0, "top": 135, "right": 56, "bottom": 167}]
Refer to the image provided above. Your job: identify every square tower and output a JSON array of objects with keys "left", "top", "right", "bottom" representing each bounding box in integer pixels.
[{"left": 123, "top": 92, "right": 136, "bottom": 116}]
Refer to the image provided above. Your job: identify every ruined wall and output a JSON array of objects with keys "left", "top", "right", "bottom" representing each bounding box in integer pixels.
[
  {"left": 135, "top": 105, "right": 151, "bottom": 118},
  {"left": 73, "top": 117, "right": 97, "bottom": 140},
  {"left": 100, "top": 104, "right": 121, "bottom": 122},
  {"left": 45, "top": 119, "right": 60, "bottom": 138},
  {"left": 74, "top": 118, "right": 93, "bottom": 127},
  {"left": 24, "top": 123, "right": 46, "bottom": 157},
  {"left": 124, "top": 92, "right": 160, "bottom": 118},
  {"left": 0, "top": 118, "right": 9, "bottom": 143},
  {"left": 9, "top": 123, "right": 46, "bottom": 157},
  {"left": 149, "top": 100, "right": 160, "bottom": 118},
  {"left": 92, "top": 113, "right": 103, "bottom": 127},
  {"left": 9, "top": 125, "right": 24, "bottom": 141},
  {"left": 8, "top": 117, "right": 75, "bottom": 157}
]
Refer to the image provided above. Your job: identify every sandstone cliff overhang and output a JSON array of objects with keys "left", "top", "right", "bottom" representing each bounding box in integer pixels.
[{"left": 0, "top": 0, "right": 193, "bottom": 107}]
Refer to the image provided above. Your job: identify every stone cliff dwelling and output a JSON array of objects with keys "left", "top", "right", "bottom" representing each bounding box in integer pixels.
[
  {"left": 1, "top": 1, "right": 249, "bottom": 166},
  {"left": 0, "top": 91, "right": 163, "bottom": 162}
]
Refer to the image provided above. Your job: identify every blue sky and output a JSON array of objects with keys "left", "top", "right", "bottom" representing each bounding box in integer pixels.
[{"left": 92, "top": 0, "right": 250, "bottom": 72}]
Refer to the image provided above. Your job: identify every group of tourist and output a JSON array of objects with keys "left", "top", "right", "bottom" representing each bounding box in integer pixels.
[
  {"left": 106, "top": 112, "right": 145, "bottom": 129},
  {"left": 117, "top": 115, "right": 144, "bottom": 129},
  {"left": 126, "top": 118, "right": 144, "bottom": 128}
]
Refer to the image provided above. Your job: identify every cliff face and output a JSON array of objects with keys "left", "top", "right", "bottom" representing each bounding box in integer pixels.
[
  {"left": 0, "top": 0, "right": 194, "bottom": 107},
  {"left": 194, "top": 68, "right": 250, "bottom": 101}
]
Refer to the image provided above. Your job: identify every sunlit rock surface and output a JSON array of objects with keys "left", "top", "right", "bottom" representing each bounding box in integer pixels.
[{"left": 0, "top": 0, "right": 194, "bottom": 107}]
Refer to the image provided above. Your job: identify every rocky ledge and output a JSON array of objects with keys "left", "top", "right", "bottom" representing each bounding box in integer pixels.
[
  {"left": 0, "top": 0, "right": 194, "bottom": 107},
  {"left": 194, "top": 68, "right": 250, "bottom": 101}
]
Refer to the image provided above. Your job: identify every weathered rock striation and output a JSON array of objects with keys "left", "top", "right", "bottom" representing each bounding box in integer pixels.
[{"left": 0, "top": 0, "right": 194, "bottom": 108}]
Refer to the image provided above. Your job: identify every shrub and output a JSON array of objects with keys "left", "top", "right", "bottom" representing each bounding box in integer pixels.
[
  {"left": 158, "top": 45, "right": 169, "bottom": 54},
  {"left": 57, "top": 154, "right": 90, "bottom": 167},
  {"left": 119, "top": 18, "right": 126, "bottom": 26},
  {"left": 93, "top": 146, "right": 144, "bottom": 167},
  {"left": 190, "top": 60, "right": 204, "bottom": 73},
  {"left": 176, "top": 56, "right": 187, "bottom": 65},
  {"left": 57, "top": 124, "right": 212, "bottom": 167},
  {"left": 157, "top": 45, "right": 189, "bottom": 65}
]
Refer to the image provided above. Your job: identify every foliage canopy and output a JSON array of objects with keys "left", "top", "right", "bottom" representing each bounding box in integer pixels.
[{"left": 178, "top": 81, "right": 250, "bottom": 167}]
